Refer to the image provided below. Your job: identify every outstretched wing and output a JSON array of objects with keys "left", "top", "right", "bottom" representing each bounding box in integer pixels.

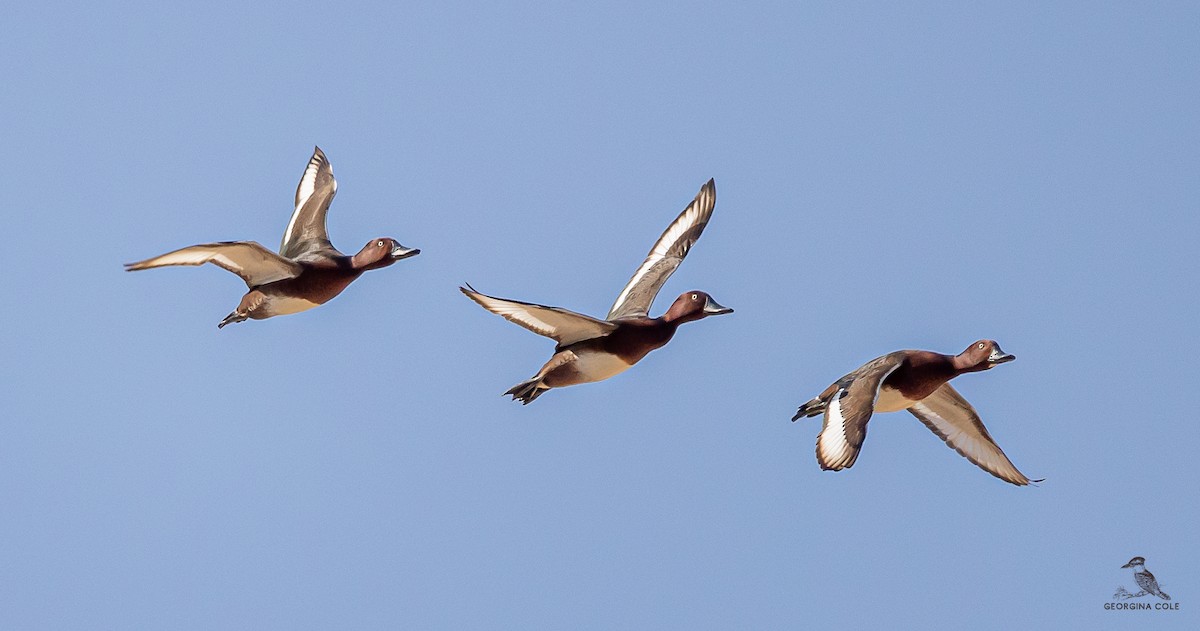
[
  {"left": 461, "top": 285, "right": 618, "bottom": 347},
  {"left": 908, "top": 383, "right": 1038, "bottom": 486},
  {"left": 816, "top": 354, "right": 905, "bottom": 471},
  {"left": 125, "top": 241, "right": 302, "bottom": 287},
  {"left": 280, "top": 146, "right": 339, "bottom": 259},
  {"left": 607, "top": 179, "right": 716, "bottom": 320}
]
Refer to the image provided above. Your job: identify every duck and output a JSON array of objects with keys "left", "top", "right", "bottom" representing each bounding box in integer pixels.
[
  {"left": 125, "top": 147, "right": 420, "bottom": 328},
  {"left": 462, "top": 179, "right": 732, "bottom": 404},
  {"left": 792, "top": 340, "right": 1039, "bottom": 485}
]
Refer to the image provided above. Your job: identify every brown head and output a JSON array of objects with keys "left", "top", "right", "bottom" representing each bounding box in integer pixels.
[
  {"left": 351, "top": 238, "right": 421, "bottom": 271},
  {"left": 954, "top": 339, "right": 1016, "bottom": 373},
  {"left": 661, "top": 291, "right": 733, "bottom": 324}
]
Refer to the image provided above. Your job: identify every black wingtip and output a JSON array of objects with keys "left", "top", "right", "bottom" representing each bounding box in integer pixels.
[{"left": 1009, "top": 476, "right": 1046, "bottom": 487}]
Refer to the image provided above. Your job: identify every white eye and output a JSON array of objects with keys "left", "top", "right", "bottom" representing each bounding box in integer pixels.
[
  {"left": 691, "top": 293, "right": 698, "bottom": 301},
  {"left": 978, "top": 343, "right": 985, "bottom": 349},
  {"left": 377, "top": 240, "right": 385, "bottom": 247}
]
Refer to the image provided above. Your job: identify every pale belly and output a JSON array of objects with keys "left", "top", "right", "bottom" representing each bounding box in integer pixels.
[
  {"left": 874, "top": 386, "right": 918, "bottom": 413},
  {"left": 265, "top": 295, "right": 321, "bottom": 317},
  {"left": 566, "top": 349, "right": 632, "bottom": 384}
]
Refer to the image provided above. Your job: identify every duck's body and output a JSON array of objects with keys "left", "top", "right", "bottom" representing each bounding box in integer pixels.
[
  {"left": 222, "top": 258, "right": 362, "bottom": 325},
  {"left": 542, "top": 317, "right": 679, "bottom": 385},
  {"left": 126, "top": 147, "right": 419, "bottom": 328},
  {"left": 463, "top": 179, "right": 732, "bottom": 404},
  {"left": 793, "top": 341, "right": 1039, "bottom": 486}
]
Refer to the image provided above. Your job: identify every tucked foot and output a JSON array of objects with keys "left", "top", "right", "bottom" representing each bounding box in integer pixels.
[
  {"left": 505, "top": 378, "right": 549, "bottom": 405},
  {"left": 217, "top": 311, "right": 248, "bottom": 329}
]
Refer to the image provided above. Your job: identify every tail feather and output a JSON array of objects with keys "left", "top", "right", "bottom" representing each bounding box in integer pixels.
[
  {"left": 505, "top": 378, "right": 548, "bottom": 405},
  {"left": 792, "top": 397, "right": 826, "bottom": 421}
]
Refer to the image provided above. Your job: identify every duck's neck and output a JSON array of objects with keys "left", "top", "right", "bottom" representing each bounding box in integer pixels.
[
  {"left": 950, "top": 353, "right": 987, "bottom": 374},
  {"left": 905, "top": 351, "right": 963, "bottom": 381},
  {"left": 654, "top": 315, "right": 686, "bottom": 331},
  {"left": 661, "top": 302, "right": 704, "bottom": 325},
  {"left": 349, "top": 252, "right": 385, "bottom": 272}
]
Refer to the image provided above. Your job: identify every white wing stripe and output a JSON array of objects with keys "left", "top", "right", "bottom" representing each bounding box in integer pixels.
[
  {"left": 463, "top": 288, "right": 618, "bottom": 346},
  {"left": 472, "top": 295, "right": 563, "bottom": 338},
  {"left": 282, "top": 150, "right": 335, "bottom": 253},
  {"left": 913, "top": 403, "right": 983, "bottom": 460},
  {"left": 910, "top": 401, "right": 1027, "bottom": 483},
  {"left": 816, "top": 363, "right": 901, "bottom": 471},
  {"left": 296, "top": 151, "right": 331, "bottom": 208},
  {"left": 125, "top": 243, "right": 302, "bottom": 286},
  {"left": 608, "top": 181, "right": 715, "bottom": 319},
  {"left": 144, "top": 250, "right": 213, "bottom": 266},
  {"left": 284, "top": 164, "right": 319, "bottom": 247},
  {"left": 131, "top": 249, "right": 245, "bottom": 271},
  {"left": 612, "top": 194, "right": 704, "bottom": 304},
  {"left": 819, "top": 393, "right": 852, "bottom": 467}
]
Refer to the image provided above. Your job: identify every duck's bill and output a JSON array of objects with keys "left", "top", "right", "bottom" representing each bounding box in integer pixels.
[
  {"left": 391, "top": 244, "right": 421, "bottom": 260},
  {"left": 988, "top": 347, "right": 1015, "bottom": 365},
  {"left": 702, "top": 296, "right": 733, "bottom": 315}
]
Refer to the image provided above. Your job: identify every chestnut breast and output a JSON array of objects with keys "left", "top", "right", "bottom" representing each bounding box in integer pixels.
[
  {"left": 260, "top": 265, "right": 363, "bottom": 305},
  {"left": 563, "top": 318, "right": 678, "bottom": 364},
  {"left": 881, "top": 351, "right": 958, "bottom": 401}
]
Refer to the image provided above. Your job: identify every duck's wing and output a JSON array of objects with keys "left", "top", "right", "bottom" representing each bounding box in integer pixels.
[
  {"left": 461, "top": 285, "right": 618, "bottom": 347},
  {"left": 607, "top": 179, "right": 716, "bottom": 320},
  {"left": 908, "top": 383, "right": 1038, "bottom": 486},
  {"left": 125, "top": 241, "right": 302, "bottom": 287},
  {"left": 815, "top": 354, "right": 905, "bottom": 471},
  {"left": 280, "top": 146, "right": 340, "bottom": 260}
]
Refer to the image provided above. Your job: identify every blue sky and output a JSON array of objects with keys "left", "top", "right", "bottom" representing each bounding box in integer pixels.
[{"left": 3, "top": 2, "right": 1197, "bottom": 628}]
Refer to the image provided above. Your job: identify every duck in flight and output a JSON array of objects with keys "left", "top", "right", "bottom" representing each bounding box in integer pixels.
[
  {"left": 126, "top": 147, "right": 420, "bottom": 328},
  {"left": 792, "top": 341, "right": 1040, "bottom": 485},
  {"left": 462, "top": 179, "right": 732, "bottom": 404}
]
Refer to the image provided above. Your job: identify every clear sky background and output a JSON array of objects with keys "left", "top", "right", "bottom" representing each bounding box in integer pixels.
[{"left": 2, "top": 2, "right": 1196, "bottom": 629}]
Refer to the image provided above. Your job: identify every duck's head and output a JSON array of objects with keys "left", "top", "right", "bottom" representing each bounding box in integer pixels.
[
  {"left": 353, "top": 238, "right": 421, "bottom": 270},
  {"left": 957, "top": 340, "right": 1015, "bottom": 372},
  {"left": 662, "top": 291, "right": 733, "bottom": 323}
]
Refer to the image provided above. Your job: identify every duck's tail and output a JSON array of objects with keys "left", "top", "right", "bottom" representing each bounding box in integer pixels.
[
  {"left": 792, "top": 397, "right": 827, "bottom": 421},
  {"left": 505, "top": 378, "right": 549, "bottom": 405}
]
